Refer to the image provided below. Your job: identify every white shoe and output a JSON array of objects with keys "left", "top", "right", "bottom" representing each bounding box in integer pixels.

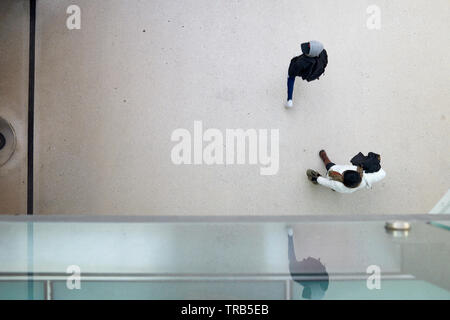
[
  {"left": 287, "top": 227, "right": 294, "bottom": 236},
  {"left": 285, "top": 100, "right": 293, "bottom": 108}
]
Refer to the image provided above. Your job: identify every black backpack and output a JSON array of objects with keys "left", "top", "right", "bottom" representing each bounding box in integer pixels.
[{"left": 305, "top": 49, "right": 328, "bottom": 82}]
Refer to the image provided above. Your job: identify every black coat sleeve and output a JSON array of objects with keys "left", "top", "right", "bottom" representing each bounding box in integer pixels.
[{"left": 288, "top": 55, "right": 311, "bottom": 78}]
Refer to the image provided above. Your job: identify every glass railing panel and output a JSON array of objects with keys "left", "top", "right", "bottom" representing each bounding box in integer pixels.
[
  {"left": 51, "top": 280, "right": 286, "bottom": 300},
  {"left": 0, "top": 218, "right": 449, "bottom": 299},
  {"left": 292, "top": 280, "right": 450, "bottom": 300},
  {"left": 0, "top": 281, "right": 45, "bottom": 300}
]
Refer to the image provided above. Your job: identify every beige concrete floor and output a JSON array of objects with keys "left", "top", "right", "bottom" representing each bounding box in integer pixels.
[
  {"left": 1, "top": 0, "right": 449, "bottom": 215},
  {"left": 0, "top": 0, "right": 29, "bottom": 214}
]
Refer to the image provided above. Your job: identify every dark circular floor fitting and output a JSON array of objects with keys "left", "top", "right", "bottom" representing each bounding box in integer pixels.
[
  {"left": 0, "top": 133, "right": 5, "bottom": 150},
  {"left": 0, "top": 117, "right": 16, "bottom": 167}
]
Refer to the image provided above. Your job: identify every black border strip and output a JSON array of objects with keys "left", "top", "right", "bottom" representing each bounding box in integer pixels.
[{"left": 27, "top": 0, "right": 36, "bottom": 215}]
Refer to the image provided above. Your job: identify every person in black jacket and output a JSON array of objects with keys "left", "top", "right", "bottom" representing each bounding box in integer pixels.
[
  {"left": 287, "top": 227, "right": 329, "bottom": 299},
  {"left": 285, "top": 41, "right": 327, "bottom": 108}
]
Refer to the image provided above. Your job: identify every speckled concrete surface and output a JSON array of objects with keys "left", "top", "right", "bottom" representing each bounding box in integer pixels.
[
  {"left": 28, "top": 0, "right": 450, "bottom": 215},
  {"left": 0, "top": 0, "right": 29, "bottom": 214}
]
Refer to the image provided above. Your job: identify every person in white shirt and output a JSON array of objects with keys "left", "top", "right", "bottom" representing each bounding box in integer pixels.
[{"left": 306, "top": 150, "right": 386, "bottom": 193}]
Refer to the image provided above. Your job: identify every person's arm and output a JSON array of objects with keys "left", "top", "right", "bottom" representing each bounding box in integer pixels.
[
  {"left": 321, "top": 49, "right": 328, "bottom": 69},
  {"left": 364, "top": 168, "right": 386, "bottom": 188},
  {"left": 288, "top": 57, "right": 299, "bottom": 77},
  {"left": 289, "top": 56, "right": 309, "bottom": 77},
  {"left": 288, "top": 235, "right": 297, "bottom": 264},
  {"left": 317, "top": 176, "right": 342, "bottom": 191}
]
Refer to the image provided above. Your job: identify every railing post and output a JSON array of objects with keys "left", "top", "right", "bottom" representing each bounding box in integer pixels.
[
  {"left": 285, "top": 279, "right": 291, "bottom": 300},
  {"left": 44, "top": 280, "right": 52, "bottom": 300}
]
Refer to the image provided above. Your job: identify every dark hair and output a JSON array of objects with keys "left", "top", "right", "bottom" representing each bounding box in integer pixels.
[
  {"left": 294, "top": 257, "right": 329, "bottom": 299},
  {"left": 301, "top": 42, "right": 310, "bottom": 55},
  {"left": 343, "top": 170, "right": 362, "bottom": 188}
]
